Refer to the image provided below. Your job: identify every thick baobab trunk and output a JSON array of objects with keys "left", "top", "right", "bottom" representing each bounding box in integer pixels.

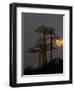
[
  {"left": 39, "top": 47, "right": 47, "bottom": 66},
  {"left": 43, "top": 32, "right": 47, "bottom": 64},
  {"left": 39, "top": 32, "right": 47, "bottom": 67}
]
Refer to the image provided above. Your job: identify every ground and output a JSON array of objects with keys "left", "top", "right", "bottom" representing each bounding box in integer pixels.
[{"left": 24, "top": 58, "right": 63, "bottom": 75}]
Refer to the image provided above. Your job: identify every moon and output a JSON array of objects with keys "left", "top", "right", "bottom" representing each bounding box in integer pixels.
[{"left": 55, "top": 39, "right": 63, "bottom": 47}]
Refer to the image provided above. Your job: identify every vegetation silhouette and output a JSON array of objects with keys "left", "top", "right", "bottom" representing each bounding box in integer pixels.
[{"left": 24, "top": 58, "right": 63, "bottom": 75}]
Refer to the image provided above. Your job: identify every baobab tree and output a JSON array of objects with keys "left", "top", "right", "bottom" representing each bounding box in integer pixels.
[{"left": 27, "top": 25, "right": 60, "bottom": 67}]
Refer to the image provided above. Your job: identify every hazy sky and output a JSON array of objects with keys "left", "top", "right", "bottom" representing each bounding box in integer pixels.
[{"left": 22, "top": 13, "right": 63, "bottom": 69}]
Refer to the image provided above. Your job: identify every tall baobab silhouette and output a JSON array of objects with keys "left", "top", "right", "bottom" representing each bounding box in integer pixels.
[{"left": 27, "top": 25, "right": 60, "bottom": 67}]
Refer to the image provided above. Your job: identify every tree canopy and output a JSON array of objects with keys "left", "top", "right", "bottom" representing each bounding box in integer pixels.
[{"left": 33, "top": 25, "right": 55, "bottom": 35}]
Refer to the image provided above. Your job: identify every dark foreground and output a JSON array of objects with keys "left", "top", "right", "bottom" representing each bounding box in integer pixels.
[{"left": 24, "top": 58, "right": 63, "bottom": 75}]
